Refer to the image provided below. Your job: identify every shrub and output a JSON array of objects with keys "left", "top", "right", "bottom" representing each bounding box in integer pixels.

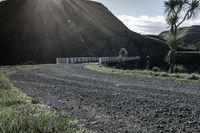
[
  {"left": 174, "top": 65, "right": 187, "bottom": 73},
  {"left": 23, "top": 61, "right": 36, "bottom": 65},
  {"left": 187, "top": 73, "right": 200, "bottom": 80},
  {"left": 153, "top": 73, "right": 159, "bottom": 76},
  {"left": 152, "top": 67, "right": 160, "bottom": 72},
  {"left": 171, "top": 74, "right": 181, "bottom": 79},
  {"left": 31, "top": 98, "right": 40, "bottom": 104},
  {"left": 159, "top": 72, "right": 170, "bottom": 77},
  {"left": 0, "top": 105, "right": 83, "bottom": 133},
  {"left": 0, "top": 75, "right": 12, "bottom": 90}
]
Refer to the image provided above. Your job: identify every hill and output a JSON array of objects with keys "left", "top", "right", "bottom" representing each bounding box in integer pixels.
[
  {"left": 159, "top": 25, "right": 200, "bottom": 50},
  {"left": 0, "top": 0, "right": 168, "bottom": 65}
]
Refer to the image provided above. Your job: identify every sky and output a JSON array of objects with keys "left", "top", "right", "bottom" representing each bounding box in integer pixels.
[{"left": 92, "top": 0, "right": 200, "bottom": 35}]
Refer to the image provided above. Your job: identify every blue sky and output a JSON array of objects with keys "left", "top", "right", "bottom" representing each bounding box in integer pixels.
[
  {"left": 93, "top": 0, "right": 200, "bottom": 35},
  {"left": 93, "top": 0, "right": 164, "bottom": 16}
]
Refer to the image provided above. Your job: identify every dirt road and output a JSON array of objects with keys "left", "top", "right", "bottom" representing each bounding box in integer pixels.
[{"left": 10, "top": 64, "right": 200, "bottom": 133}]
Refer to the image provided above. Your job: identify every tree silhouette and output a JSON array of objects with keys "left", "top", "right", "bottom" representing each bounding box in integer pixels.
[
  {"left": 118, "top": 48, "right": 128, "bottom": 68},
  {"left": 164, "top": 0, "right": 200, "bottom": 73},
  {"left": 118, "top": 48, "right": 128, "bottom": 62}
]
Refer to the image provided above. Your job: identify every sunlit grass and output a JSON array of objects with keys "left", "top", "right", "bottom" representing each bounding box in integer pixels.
[
  {"left": 86, "top": 64, "right": 200, "bottom": 82},
  {"left": 0, "top": 68, "right": 87, "bottom": 133}
]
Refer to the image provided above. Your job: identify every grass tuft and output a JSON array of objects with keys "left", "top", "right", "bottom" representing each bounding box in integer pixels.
[
  {"left": 86, "top": 64, "right": 200, "bottom": 82},
  {"left": 0, "top": 75, "right": 13, "bottom": 90},
  {"left": 0, "top": 105, "right": 84, "bottom": 133},
  {"left": 0, "top": 69, "right": 87, "bottom": 133}
]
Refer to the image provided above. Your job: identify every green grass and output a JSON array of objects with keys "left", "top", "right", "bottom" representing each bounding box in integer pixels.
[
  {"left": 86, "top": 64, "right": 200, "bottom": 82},
  {"left": 0, "top": 68, "right": 88, "bottom": 133}
]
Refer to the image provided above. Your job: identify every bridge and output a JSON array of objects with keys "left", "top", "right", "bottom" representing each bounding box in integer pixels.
[{"left": 56, "top": 56, "right": 140, "bottom": 64}]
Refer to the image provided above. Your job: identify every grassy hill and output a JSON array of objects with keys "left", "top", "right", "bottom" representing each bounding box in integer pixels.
[
  {"left": 159, "top": 25, "right": 200, "bottom": 51},
  {"left": 0, "top": 0, "right": 168, "bottom": 65}
]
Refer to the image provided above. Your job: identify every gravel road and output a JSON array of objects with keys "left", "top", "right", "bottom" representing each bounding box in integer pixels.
[{"left": 10, "top": 64, "right": 200, "bottom": 133}]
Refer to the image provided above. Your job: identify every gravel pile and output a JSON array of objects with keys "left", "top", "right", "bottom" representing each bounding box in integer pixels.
[{"left": 10, "top": 64, "right": 200, "bottom": 133}]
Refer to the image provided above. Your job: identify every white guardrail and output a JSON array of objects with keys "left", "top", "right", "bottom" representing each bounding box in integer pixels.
[{"left": 56, "top": 56, "right": 140, "bottom": 64}]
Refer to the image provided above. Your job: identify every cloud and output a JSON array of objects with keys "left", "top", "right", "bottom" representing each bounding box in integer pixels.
[{"left": 117, "top": 15, "right": 200, "bottom": 35}]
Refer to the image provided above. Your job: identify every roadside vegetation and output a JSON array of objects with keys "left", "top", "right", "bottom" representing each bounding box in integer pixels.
[
  {"left": 164, "top": 0, "right": 200, "bottom": 73},
  {"left": 87, "top": 64, "right": 200, "bottom": 82},
  {"left": 0, "top": 67, "right": 87, "bottom": 133}
]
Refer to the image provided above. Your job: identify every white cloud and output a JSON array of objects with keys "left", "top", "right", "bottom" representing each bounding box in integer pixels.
[{"left": 117, "top": 15, "right": 200, "bottom": 35}]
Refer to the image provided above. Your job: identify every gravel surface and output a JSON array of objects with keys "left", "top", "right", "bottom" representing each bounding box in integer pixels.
[{"left": 10, "top": 64, "right": 200, "bottom": 133}]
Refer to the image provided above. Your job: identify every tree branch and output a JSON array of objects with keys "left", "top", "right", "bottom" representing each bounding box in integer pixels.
[{"left": 177, "top": 10, "right": 190, "bottom": 27}]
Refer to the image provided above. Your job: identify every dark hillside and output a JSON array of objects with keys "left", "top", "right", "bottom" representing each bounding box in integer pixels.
[
  {"left": 146, "top": 35, "right": 166, "bottom": 43},
  {"left": 0, "top": 0, "right": 168, "bottom": 65},
  {"left": 159, "top": 25, "right": 200, "bottom": 50}
]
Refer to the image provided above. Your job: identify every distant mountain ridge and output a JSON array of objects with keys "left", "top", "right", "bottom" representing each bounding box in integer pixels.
[
  {"left": 160, "top": 25, "right": 200, "bottom": 44},
  {"left": 0, "top": 0, "right": 168, "bottom": 65},
  {"left": 146, "top": 25, "right": 200, "bottom": 51},
  {"left": 159, "top": 25, "right": 200, "bottom": 50}
]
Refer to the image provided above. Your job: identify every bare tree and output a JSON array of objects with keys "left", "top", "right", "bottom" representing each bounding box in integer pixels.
[{"left": 164, "top": 0, "right": 200, "bottom": 73}]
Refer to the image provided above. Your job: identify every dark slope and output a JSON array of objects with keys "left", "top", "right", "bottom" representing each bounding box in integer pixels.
[
  {"left": 146, "top": 35, "right": 166, "bottom": 43},
  {"left": 0, "top": 0, "right": 168, "bottom": 65},
  {"left": 160, "top": 25, "right": 200, "bottom": 49}
]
